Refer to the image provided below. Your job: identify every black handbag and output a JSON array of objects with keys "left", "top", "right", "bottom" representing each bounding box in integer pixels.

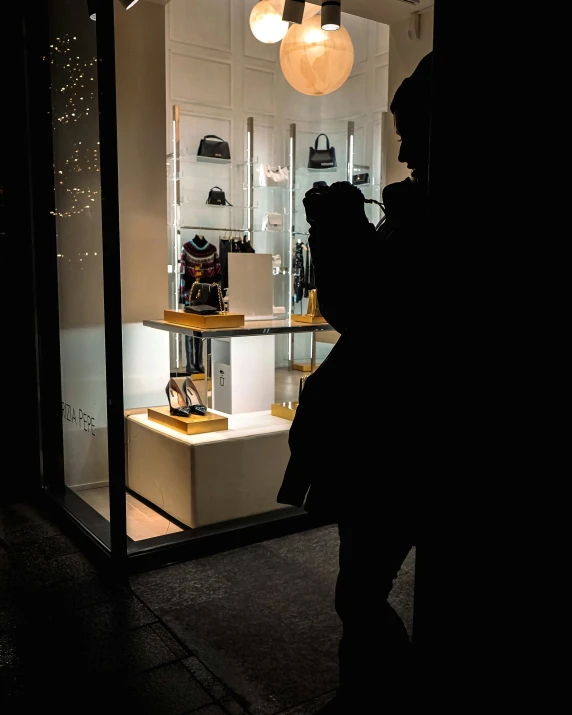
[
  {"left": 352, "top": 172, "right": 370, "bottom": 185},
  {"left": 185, "top": 282, "right": 224, "bottom": 315},
  {"left": 206, "top": 187, "right": 232, "bottom": 206},
  {"left": 308, "top": 134, "right": 337, "bottom": 169},
  {"left": 197, "top": 134, "right": 231, "bottom": 161}
]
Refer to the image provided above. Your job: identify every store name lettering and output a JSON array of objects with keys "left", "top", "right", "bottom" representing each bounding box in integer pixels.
[{"left": 61, "top": 402, "right": 96, "bottom": 436}]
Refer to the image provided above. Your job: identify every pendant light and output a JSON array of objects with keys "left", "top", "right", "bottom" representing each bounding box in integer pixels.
[
  {"left": 282, "top": 0, "right": 306, "bottom": 24},
  {"left": 280, "top": 14, "right": 354, "bottom": 96},
  {"left": 87, "top": 0, "right": 97, "bottom": 20},
  {"left": 249, "top": 0, "right": 289, "bottom": 44},
  {"left": 321, "top": 0, "right": 341, "bottom": 31},
  {"left": 267, "top": 0, "right": 321, "bottom": 22}
]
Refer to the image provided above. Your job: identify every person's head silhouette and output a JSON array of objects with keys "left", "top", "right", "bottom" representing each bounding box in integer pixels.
[{"left": 390, "top": 52, "right": 433, "bottom": 186}]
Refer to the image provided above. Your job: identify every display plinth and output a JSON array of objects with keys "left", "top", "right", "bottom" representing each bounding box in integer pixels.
[
  {"left": 292, "top": 314, "right": 327, "bottom": 324},
  {"left": 164, "top": 310, "right": 245, "bottom": 330},
  {"left": 292, "top": 362, "right": 320, "bottom": 373},
  {"left": 148, "top": 406, "right": 228, "bottom": 435},
  {"left": 271, "top": 401, "right": 298, "bottom": 420}
]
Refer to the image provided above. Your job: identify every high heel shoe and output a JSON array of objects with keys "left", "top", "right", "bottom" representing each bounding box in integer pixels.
[
  {"left": 166, "top": 378, "right": 192, "bottom": 417},
  {"left": 182, "top": 377, "right": 207, "bottom": 416}
]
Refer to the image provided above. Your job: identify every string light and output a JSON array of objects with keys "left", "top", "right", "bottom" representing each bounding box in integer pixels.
[{"left": 47, "top": 33, "right": 100, "bottom": 219}]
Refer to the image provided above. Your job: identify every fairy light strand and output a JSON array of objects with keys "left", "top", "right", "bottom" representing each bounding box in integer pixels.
[{"left": 47, "top": 33, "right": 100, "bottom": 220}]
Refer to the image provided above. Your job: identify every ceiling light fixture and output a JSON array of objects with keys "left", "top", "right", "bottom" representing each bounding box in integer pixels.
[
  {"left": 321, "top": 0, "right": 341, "bottom": 31},
  {"left": 280, "top": 14, "right": 354, "bottom": 96},
  {"left": 119, "top": 0, "right": 140, "bottom": 9},
  {"left": 268, "top": 0, "right": 320, "bottom": 21},
  {"left": 87, "top": 0, "right": 97, "bottom": 20},
  {"left": 250, "top": 0, "right": 289, "bottom": 44},
  {"left": 282, "top": 0, "right": 306, "bottom": 25}
]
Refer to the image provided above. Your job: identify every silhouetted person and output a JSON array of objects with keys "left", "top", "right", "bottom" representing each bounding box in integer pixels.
[{"left": 278, "top": 52, "right": 433, "bottom": 714}]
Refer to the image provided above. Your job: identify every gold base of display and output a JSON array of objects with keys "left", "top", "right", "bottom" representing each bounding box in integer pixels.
[
  {"left": 292, "top": 361, "right": 320, "bottom": 372},
  {"left": 271, "top": 401, "right": 298, "bottom": 420},
  {"left": 164, "top": 310, "right": 245, "bottom": 329},
  {"left": 148, "top": 405, "right": 228, "bottom": 435},
  {"left": 292, "top": 314, "right": 327, "bottom": 324}
]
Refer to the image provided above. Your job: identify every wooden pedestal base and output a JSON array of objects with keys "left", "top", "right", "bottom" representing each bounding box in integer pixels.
[{"left": 148, "top": 406, "right": 228, "bottom": 435}]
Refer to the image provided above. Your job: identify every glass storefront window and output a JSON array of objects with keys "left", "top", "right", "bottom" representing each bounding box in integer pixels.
[
  {"left": 46, "top": 0, "right": 111, "bottom": 549},
  {"left": 34, "top": 0, "right": 433, "bottom": 567}
]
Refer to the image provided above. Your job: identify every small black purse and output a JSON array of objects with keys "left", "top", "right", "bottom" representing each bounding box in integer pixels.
[
  {"left": 308, "top": 134, "right": 337, "bottom": 169},
  {"left": 206, "top": 187, "right": 232, "bottom": 206},
  {"left": 197, "top": 134, "right": 231, "bottom": 161},
  {"left": 185, "top": 282, "right": 224, "bottom": 315}
]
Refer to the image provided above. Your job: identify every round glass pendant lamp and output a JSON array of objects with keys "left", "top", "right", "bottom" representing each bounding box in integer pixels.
[
  {"left": 249, "top": 0, "right": 289, "bottom": 44},
  {"left": 280, "top": 14, "right": 354, "bottom": 96}
]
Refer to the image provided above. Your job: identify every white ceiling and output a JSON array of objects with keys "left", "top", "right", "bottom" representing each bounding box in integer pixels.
[
  {"left": 342, "top": 0, "right": 434, "bottom": 26},
  {"left": 145, "top": 1, "right": 435, "bottom": 26}
]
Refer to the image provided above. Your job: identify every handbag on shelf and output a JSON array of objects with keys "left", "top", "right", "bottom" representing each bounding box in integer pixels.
[
  {"left": 307, "top": 289, "right": 322, "bottom": 317},
  {"left": 206, "top": 187, "right": 232, "bottom": 206},
  {"left": 185, "top": 282, "right": 225, "bottom": 315},
  {"left": 262, "top": 212, "right": 284, "bottom": 231},
  {"left": 308, "top": 134, "right": 337, "bottom": 169},
  {"left": 258, "top": 165, "right": 289, "bottom": 187},
  {"left": 197, "top": 134, "right": 231, "bottom": 161},
  {"left": 352, "top": 172, "right": 370, "bottom": 186}
]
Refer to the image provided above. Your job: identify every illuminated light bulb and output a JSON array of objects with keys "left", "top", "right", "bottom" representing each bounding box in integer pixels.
[
  {"left": 280, "top": 14, "right": 354, "bottom": 96},
  {"left": 249, "top": 0, "right": 288, "bottom": 44}
]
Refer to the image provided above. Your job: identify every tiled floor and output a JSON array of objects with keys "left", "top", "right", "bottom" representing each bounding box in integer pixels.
[
  {"left": 0, "top": 500, "right": 415, "bottom": 714},
  {"left": 77, "top": 488, "right": 183, "bottom": 541}
]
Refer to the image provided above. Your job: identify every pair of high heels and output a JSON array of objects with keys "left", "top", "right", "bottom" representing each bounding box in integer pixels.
[{"left": 166, "top": 377, "right": 207, "bottom": 417}]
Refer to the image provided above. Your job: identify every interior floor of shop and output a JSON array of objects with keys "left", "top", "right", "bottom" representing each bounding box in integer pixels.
[
  {"left": 0, "top": 500, "right": 415, "bottom": 714},
  {"left": 77, "top": 488, "right": 184, "bottom": 541}
]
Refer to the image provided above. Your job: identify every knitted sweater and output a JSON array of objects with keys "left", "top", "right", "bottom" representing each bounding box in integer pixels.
[{"left": 179, "top": 238, "right": 221, "bottom": 304}]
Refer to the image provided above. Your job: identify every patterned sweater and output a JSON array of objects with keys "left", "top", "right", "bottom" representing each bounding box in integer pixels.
[{"left": 179, "top": 238, "right": 221, "bottom": 304}]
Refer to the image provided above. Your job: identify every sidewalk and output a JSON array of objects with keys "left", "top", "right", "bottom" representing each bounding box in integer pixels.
[{"left": 0, "top": 501, "right": 415, "bottom": 714}]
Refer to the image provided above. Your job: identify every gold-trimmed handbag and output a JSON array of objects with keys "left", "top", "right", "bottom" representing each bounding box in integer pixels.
[{"left": 307, "top": 289, "right": 321, "bottom": 317}]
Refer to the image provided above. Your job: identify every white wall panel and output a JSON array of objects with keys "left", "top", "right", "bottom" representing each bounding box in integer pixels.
[
  {"left": 376, "top": 22, "right": 390, "bottom": 56},
  {"left": 244, "top": 67, "right": 275, "bottom": 115},
  {"left": 170, "top": 52, "right": 232, "bottom": 108},
  {"left": 169, "top": 0, "right": 232, "bottom": 52},
  {"left": 343, "top": 12, "right": 368, "bottom": 65},
  {"left": 319, "top": 72, "right": 367, "bottom": 120},
  {"left": 374, "top": 63, "right": 389, "bottom": 112}
]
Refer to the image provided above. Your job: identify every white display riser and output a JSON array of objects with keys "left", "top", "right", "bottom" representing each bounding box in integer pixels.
[
  {"left": 126, "top": 411, "right": 291, "bottom": 529},
  {"left": 211, "top": 335, "right": 275, "bottom": 415}
]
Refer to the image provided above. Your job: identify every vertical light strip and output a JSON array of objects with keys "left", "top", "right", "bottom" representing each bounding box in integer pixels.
[
  {"left": 172, "top": 106, "right": 180, "bottom": 369},
  {"left": 347, "top": 120, "right": 355, "bottom": 182},
  {"left": 288, "top": 123, "right": 296, "bottom": 360}
]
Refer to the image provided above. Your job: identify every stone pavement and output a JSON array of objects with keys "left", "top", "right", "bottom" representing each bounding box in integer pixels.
[{"left": 0, "top": 501, "right": 415, "bottom": 714}]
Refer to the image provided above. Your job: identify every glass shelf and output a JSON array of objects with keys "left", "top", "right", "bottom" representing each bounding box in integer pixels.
[
  {"left": 297, "top": 167, "right": 343, "bottom": 176},
  {"left": 180, "top": 201, "right": 251, "bottom": 210},
  {"left": 167, "top": 154, "right": 257, "bottom": 168}
]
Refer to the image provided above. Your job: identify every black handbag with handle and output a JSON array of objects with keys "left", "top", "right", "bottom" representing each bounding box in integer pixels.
[
  {"left": 308, "top": 134, "right": 337, "bottom": 169},
  {"left": 206, "top": 187, "right": 232, "bottom": 206},
  {"left": 197, "top": 134, "right": 231, "bottom": 161},
  {"left": 185, "top": 282, "right": 224, "bottom": 315}
]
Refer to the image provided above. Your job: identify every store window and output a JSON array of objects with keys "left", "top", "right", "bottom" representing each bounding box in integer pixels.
[
  {"left": 39, "top": 0, "right": 433, "bottom": 564},
  {"left": 46, "top": 0, "right": 112, "bottom": 548}
]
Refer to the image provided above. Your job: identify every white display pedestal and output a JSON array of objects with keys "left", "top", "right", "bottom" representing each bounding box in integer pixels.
[
  {"left": 228, "top": 253, "right": 274, "bottom": 320},
  {"left": 212, "top": 335, "right": 275, "bottom": 415},
  {"left": 126, "top": 412, "right": 291, "bottom": 528}
]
